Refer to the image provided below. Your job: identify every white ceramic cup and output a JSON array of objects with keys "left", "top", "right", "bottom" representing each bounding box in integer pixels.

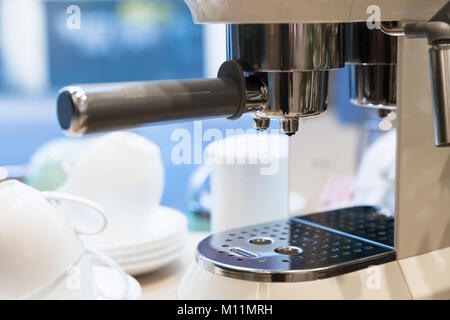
[
  {"left": 206, "top": 133, "right": 289, "bottom": 232},
  {"left": 60, "top": 132, "right": 165, "bottom": 245},
  {"left": 23, "top": 248, "right": 130, "bottom": 300},
  {"left": 0, "top": 180, "right": 107, "bottom": 300}
]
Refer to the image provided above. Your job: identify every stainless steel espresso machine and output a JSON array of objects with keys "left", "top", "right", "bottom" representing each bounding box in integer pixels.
[{"left": 56, "top": 1, "right": 450, "bottom": 299}]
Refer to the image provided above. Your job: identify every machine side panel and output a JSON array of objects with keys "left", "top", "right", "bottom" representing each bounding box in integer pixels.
[{"left": 395, "top": 36, "right": 450, "bottom": 259}]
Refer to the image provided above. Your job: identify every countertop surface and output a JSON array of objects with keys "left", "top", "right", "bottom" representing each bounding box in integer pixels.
[{"left": 136, "top": 232, "right": 209, "bottom": 300}]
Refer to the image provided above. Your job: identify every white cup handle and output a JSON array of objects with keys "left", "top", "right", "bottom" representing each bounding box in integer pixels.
[
  {"left": 42, "top": 191, "right": 107, "bottom": 235},
  {"left": 85, "top": 248, "right": 130, "bottom": 300}
]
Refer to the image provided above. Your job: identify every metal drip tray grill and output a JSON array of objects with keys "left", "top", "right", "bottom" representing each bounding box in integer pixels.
[
  {"left": 196, "top": 206, "right": 395, "bottom": 282},
  {"left": 298, "top": 206, "right": 395, "bottom": 247}
]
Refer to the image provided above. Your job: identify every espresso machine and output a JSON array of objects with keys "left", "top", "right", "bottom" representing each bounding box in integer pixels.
[{"left": 56, "top": 1, "right": 450, "bottom": 299}]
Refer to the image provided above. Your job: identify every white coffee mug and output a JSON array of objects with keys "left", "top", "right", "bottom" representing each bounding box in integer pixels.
[
  {"left": 206, "top": 133, "right": 289, "bottom": 232},
  {"left": 0, "top": 180, "right": 107, "bottom": 299},
  {"left": 60, "top": 132, "right": 164, "bottom": 244}
]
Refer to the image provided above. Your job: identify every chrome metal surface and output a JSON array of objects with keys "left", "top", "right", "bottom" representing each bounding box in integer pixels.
[
  {"left": 430, "top": 43, "right": 450, "bottom": 146},
  {"left": 227, "top": 24, "right": 344, "bottom": 72},
  {"left": 246, "top": 69, "right": 329, "bottom": 135},
  {"left": 256, "top": 70, "right": 329, "bottom": 125},
  {"left": 280, "top": 118, "right": 299, "bottom": 136},
  {"left": 244, "top": 75, "right": 269, "bottom": 112},
  {"left": 225, "top": 23, "right": 341, "bottom": 135},
  {"left": 379, "top": 21, "right": 405, "bottom": 37},
  {"left": 346, "top": 22, "right": 398, "bottom": 109},
  {"left": 349, "top": 65, "right": 397, "bottom": 109},
  {"left": 196, "top": 206, "right": 395, "bottom": 282},
  {"left": 57, "top": 86, "right": 88, "bottom": 137},
  {"left": 252, "top": 116, "right": 270, "bottom": 131},
  {"left": 346, "top": 22, "right": 398, "bottom": 65}
]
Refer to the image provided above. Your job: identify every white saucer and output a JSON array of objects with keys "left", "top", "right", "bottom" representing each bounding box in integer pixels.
[
  {"left": 113, "top": 241, "right": 185, "bottom": 265},
  {"left": 108, "top": 237, "right": 186, "bottom": 263},
  {"left": 102, "top": 229, "right": 188, "bottom": 258},
  {"left": 120, "top": 248, "right": 184, "bottom": 276},
  {"left": 93, "top": 265, "right": 142, "bottom": 300},
  {"left": 84, "top": 206, "right": 188, "bottom": 251}
]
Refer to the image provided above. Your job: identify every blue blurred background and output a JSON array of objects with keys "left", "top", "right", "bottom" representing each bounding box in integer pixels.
[{"left": 0, "top": 0, "right": 376, "bottom": 216}]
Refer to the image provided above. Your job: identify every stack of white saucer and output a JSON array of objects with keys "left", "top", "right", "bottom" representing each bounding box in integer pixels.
[
  {"left": 87, "top": 206, "right": 188, "bottom": 275},
  {"left": 59, "top": 132, "right": 188, "bottom": 276}
]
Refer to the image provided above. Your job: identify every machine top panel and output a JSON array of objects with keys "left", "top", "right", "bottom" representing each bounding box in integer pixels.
[{"left": 185, "top": 0, "right": 446, "bottom": 24}]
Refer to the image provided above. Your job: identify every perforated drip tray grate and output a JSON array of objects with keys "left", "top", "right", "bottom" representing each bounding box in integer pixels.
[
  {"left": 298, "top": 205, "right": 395, "bottom": 247},
  {"left": 196, "top": 206, "right": 395, "bottom": 282}
]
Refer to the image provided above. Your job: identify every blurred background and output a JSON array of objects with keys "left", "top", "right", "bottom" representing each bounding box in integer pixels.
[{"left": 0, "top": 0, "right": 396, "bottom": 229}]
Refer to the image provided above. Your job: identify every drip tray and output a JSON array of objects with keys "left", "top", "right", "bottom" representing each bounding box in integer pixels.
[{"left": 196, "top": 206, "right": 395, "bottom": 282}]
